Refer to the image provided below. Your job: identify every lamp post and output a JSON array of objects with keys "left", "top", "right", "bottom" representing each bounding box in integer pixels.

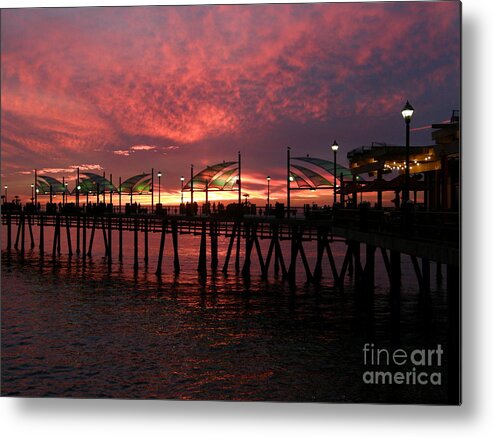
[
  {"left": 331, "top": 140, "right": 339, "bottom": 206},
  {"left": 157, "top": 171, "right": 162, "bottom": 205},
  {"left": 401, "top": 100, "right": 414, "bottom": 204},
  {"left": 4, "top": 185, "right": 8, "bottom": 203},
  {"left": 180, "top": 176, "right": 184, "bottom": 204},
  {"left": 190, "top": 164, "right": 194, "bottom": 205},
  {"left": 266, "top": 176, "right": 271, "bottom": 214},
  {"left": 30, "top": 184, "right": 34, "bottom": 202},
  {"left": 76, "top": 167, "right": 80, "bottom": 208}
]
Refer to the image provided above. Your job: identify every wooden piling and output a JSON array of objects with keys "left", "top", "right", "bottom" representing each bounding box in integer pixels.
[
  {"left": 39, "top": 214, "right": 44, "bottom": 254},
  {"left": 101, "top": 216, "right": 108, "bottom": 256},
  {"left": 133, "top": 218, "right": 139, "bottom": 271},
  {"left": 28, "top": 214, "right": 35, "bottom": 249},
  {"left": 88, "top": 216, "right": 96, "bottom": 257},
  {"left": 82, "top": 215, "right": 87, "bottom": 260},
  {"left": 210, "top": 221, "right": 218, "bottom": 271},
  {"left": 20, "top": 213, "right": 26, "bottom": 256},
  {"left": 14, "top": 214, "right": 21, "bottom": 250},
  {"left": 352, "top": 241, "right": 363, "bottom": 287},
  {"left": 76, "top": 215, "right": 81, "bottom": 254},
  {"left": 241, "top": 222, "right": 253, "bottom": 277},
  {"left": 144, "top": 218, "right": 149, "bottom": 265},
  {"left": 52, "top": 214, "right": 59, "bottom": 258},
  {"left": 156, "top": 218, "right": 166, "bottom": 276},
  {"left": 222, "top": 222, "right": 237, "bottom": 274},
  {"left": 172, "top": 220, "right": 180, "bottom": 273},
  {"left": 119, "top": 216, "right": 123, "bottom": 261},
  {"left": 298, "top": 228, "right": 313, "bottom": 283},
  {"left": 235, "top": 222, "right": 241, "bottom": 273},
  {"left": 197, "top": 219, "right": 207, "bottom": 274},
  {"left": 57, "top": 215, "right": 61, "bottom": 255},
  {"left": 324, "top": 236, "right": 339, "bottom": 285},
  {"left": 65, "top": 215, "right": 73, "bottom": 256},
  {"left": 313, "top": 228, "right": 324, "bottom": 282},
  {"left": 287, "top": 225, "right": 312, "bottom": 283},
  {"left": 252, "top": 223, "right": 266, "bottom": 278},
  {"left": 287, "top": 225, "right": 299, "bottom": 283},
  {"left": 380, "top": 247, "right": 392, "bottom": 283},
  {"left": 338, "top": 243, "right": 352, "bottom": 288},
  {"left": 107, "top": 216, "right": 112, "bottom": 261}
]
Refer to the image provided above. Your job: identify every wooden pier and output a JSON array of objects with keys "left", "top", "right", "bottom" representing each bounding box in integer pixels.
[{"left": 2, "top": 209, "right": 459, "bottom": 290}]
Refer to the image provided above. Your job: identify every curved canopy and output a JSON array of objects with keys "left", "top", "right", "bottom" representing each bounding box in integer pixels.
[
  {"left": 37, "top": 175, "right": 69, "bottom": 194},
  {"left": 119, "top": 173, "right": 151, "bottom": 193},
  {"left": 183, "top": 161, "right": 238, "bottom": 191},
  {"left": 291, "top": 164, "right": 332, "bottom": 187},
  {"left": 133, "top": 177, "right": 152, "bottom": 193},
  {"left": 76, "top": 178, "right": 97, "bottom": 195},
  {"left": 289, "top": 171, "right": 311, "bottom": 189},
  {"left": 207, "top": 167, "right": 238, "bottom": 190},
  {"left": 294, "top": 156, "right": 357, "bottom": 180},
  {"left": 82, "top": 173, "right": 117, "bottom": 192}
]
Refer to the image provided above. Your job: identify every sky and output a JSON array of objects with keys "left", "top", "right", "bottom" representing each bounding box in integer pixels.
[{"left": 1, "top": 2, "right": 460, "bottom": 205}]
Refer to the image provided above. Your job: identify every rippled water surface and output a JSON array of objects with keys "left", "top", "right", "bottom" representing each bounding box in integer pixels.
[{"left": 1, "top": 224, "right": 452, "bottom": 402}]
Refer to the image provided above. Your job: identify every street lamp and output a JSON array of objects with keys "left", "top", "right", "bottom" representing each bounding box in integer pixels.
[
  {"left": 157, "top": 171, "right": 162, "bottom": 204},
  {"left": 4, "top": 185, "right": 7, "bottom": 203},
  {"left": 30, "top": 184, "right": 34, "bottom": 202},
  {"left": 331, "top": 140, "right": 339, "bottom": 206},
  {"left": 266, "top": 176, "right": 271, "bottom": 214},
  {"left": 401, "top": 100, "right": 414, "bottom": 204},
  {"left": 180, "top": 176, "right": 185, "bottom": 204}
]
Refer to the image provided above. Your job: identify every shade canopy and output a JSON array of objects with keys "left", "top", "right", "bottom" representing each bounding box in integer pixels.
[
  {"left": 119, "top": 173, "right": 151, "bottom": 193},
  {"left": 290, "top": 164, "right": 333, "bottom": 187},
  {"left": 183, "top": 161, "right": 239, "bottom": 191},
  {"left": 294, "top": 156, "right": 356, "bottom": 180},
  {"left": 36, "top": 175, "right": 69, "bottom": 194}
]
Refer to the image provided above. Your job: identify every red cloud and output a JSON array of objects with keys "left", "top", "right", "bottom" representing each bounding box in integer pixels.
[{"left": 1, "top": 3, "right": 459, "bottom": 202}]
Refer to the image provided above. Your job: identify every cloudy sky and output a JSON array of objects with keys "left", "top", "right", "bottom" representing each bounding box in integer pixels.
[{"left": 1, "top": 2, "right": 460, "bottom": 204}]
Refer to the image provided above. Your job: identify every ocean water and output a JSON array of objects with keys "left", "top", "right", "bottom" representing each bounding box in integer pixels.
[{"left": 1, "top": 223, "right": 452, "bottom": 403}]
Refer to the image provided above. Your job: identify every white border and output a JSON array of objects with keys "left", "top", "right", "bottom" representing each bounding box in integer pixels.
[{"left": 2, "top": 0, "right": 492, "bottom": 436}]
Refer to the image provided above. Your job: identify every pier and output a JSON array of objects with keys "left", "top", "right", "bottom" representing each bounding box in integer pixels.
[{"left": 1, "top": 208, "right": 459, "bottom": 291}]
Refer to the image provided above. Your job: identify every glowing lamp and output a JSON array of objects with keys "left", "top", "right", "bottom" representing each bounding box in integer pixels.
[{"left": 401, "top": 100, "right": 414, "bottom": 122}]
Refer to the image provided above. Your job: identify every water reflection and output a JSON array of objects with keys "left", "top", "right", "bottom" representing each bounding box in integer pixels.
[{"left": 1, "top": 227, "right": 451, "bottom": 403}]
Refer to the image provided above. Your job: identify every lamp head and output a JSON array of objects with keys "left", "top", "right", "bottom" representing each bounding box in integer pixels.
[
  {"left": 331, "top": 140, "right": 339, "bottom": 152},
  {"left": 267, "top": 176, "right": 271, "bottom": 181},
  {"left": 157, "top": 172, "right": 162, "bottom": 177},
  {"left": 401, "top": 100, "right": 414, "bottom": 121}
]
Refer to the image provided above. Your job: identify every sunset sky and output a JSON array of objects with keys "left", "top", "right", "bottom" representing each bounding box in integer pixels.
[{"left": 1, "top": 2, "right": 460, "bottom": 205}]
